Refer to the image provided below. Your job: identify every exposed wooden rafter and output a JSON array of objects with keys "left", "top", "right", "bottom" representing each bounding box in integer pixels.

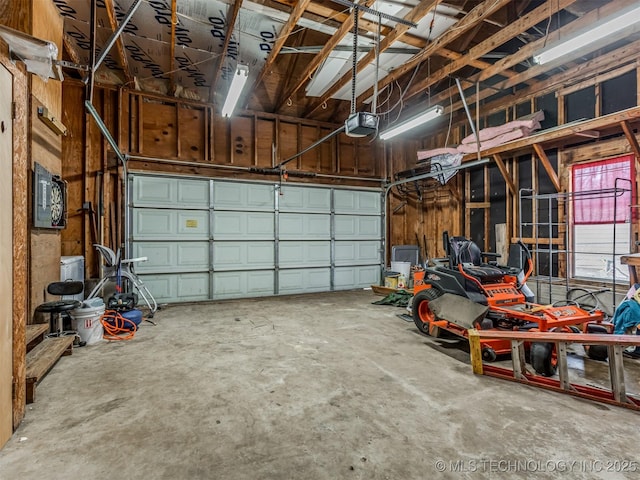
[
  {"left": 169, "top": 0, "right": 177, "bottom": 93},
  {"left": 275, "top": 0, "right": 377, "bottom": 113},
  {"left": 305, "top": 0, "right": 438, "bottom": 117},
  {"left": 402, "top": 0, "right": 579, "bottom": 104},
  {"left": 248, "top": 0, "right": 312, "bottom": 103},
  {"left": 209, "top": 0, "right": 243, "bottom": 104},
  {"left": 354, "top": 0, "right": 512, "bottom": 112},
  {"left": 103, "top": 0, "right": 132, "bottom": 84}
]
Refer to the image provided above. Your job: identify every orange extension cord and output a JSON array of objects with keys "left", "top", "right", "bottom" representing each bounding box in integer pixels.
[{"left": 100, "top": 310, "right": 138, "bottom": 341}]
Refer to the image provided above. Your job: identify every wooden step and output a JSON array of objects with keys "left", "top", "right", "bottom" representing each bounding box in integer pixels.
[
  {"left": 26, "top": 336, "right": 74, "bottom": 404},
  {"left": 26, "top": 323, "right": 50, "bottom": 347}
]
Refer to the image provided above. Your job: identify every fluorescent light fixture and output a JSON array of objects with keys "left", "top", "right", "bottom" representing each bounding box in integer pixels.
[
  {"left": 533, "top": 4, "right": 640, "bottom": 65},
  {"left": 221, "top": 64, "right": 249, "bottom": 117},
  {"left": 379, "top": 105, "right": 444, "bottom": 140}
]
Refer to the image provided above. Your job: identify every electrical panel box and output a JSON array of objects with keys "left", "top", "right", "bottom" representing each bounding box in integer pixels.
[{"left": 33, "top": 162, "right": 67, "bottom": 229}]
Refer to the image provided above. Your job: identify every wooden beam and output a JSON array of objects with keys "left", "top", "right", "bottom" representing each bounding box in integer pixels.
[
  {"left": 533, "top": 144, "right": 561, "bottom": 192},
  {"left": 353, "top": 0, "right": 511, "bottom": 112},
  {"left": 492, "top": 153, "right": 516, "bottom": 196},
  {"left": 248, "top": 0, "right": 312, "bottom": 101},
  {"left": 103, "top": 0, "right": 132, "bottom": 84},
  {"left": 169, "top": 0, "right": 177, "bottom": 93},
  {"left": 403, "top": 0, "right": 578, "bottom": 102},
  {"left": 459, "top": 106, "right": 640, "bottom": 161},
  {"left": 275, "top": 0, "right": 377, "bottom": 113},
  {"left": 621, "top": 120, "right": 640, "bottom": 159},
  {"left": 62, "top": 34, "right": 86, "bottom": 81},
  {"left": 209, "top": 0, "right": 243, "bottom": 103},
  {"left": 305, "top": 0, "right": 438, "bottom": 117},
  {"left": 431, "top": 37, "right": 640, "bottom": 128}
]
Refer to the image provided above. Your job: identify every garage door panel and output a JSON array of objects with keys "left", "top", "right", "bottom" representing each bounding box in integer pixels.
[
  {"left": 279, "top": 241, "right": 330, "bottom": 267},
  {"left": 177, "top": 211, "right": 209, "bottom": 236},
  {"left": 334, "top": 266, "right": 380, "bottom": 289},
  {"left": 177, "top": 180, "right": 210, "bottom": 207},
  {"left": 132, "top": 241, "right": 209, "bottom": 273},
  {"left": 334, "top": 190, "right": 380, "bottom": 215},
  {"left": 279, "top": 268, "right": 330, "bottom": 294},
  {"left": 334, "top": 215, "right": 381, "bottom": 239},
  {"left": 213, "top": 242, "right": 274, "bottom": 270},
  {"left": 213, "top": 211, "right": 274, "bottom": 239},
  {"left": 213, "top": 181, "right": 274, "bottom": 211},
  {"left": 280, "top": 186, "right": 331, "bottom": 212},
  {"left": 133, "top": 209, "right": 209, "bottom": 240},
  {"left": 139, "top": 273, "right": 209, "bottom": 302},
  {"left": 133, "top": 176, "right": 209, "bottom": 208},
  {"left": 335, "top": 241, "right": 380, "bottom": 265},
  {"left": 132, "top": 175, "right": 383, "bottom": 303},
  {"left": 213, "top": 271, "right": 275, "bottom": 299},
  {"left": 279, "top": 213, "right": 330, "bottom": 239}
]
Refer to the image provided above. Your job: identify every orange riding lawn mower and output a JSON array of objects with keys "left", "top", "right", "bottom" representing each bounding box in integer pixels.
[{"left": 411, "top": 233, "right": 608, "bottom": 376}]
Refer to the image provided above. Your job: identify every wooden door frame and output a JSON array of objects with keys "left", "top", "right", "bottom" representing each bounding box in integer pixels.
[{"left": 0, "top": 54, "right": 29, "bottom": 433}]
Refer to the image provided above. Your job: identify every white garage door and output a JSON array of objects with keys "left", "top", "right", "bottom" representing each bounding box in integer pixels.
[{"left": 130, "top": 174, "right": 382, "bottom": 303}]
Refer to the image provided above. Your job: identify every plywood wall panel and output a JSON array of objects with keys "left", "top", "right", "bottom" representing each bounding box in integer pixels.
[
  {"left": 318, "top": 127, "right": 334, "bottom": 173},
  {"left": 31, "top": 0, "right": 63, "bottom": 118},
  {"left": 256, "top": 118, "right": 275, "bottom": 166},
  {"left": 30, "top": 99, "right": 62, "bottom": 322},
  {"left": 338, "top": 134, "right": 355, "bottom": 175},
  {"left": 141, "top": 101, "right": 178, "bottom": 158},
  {"left": 178, "top": 105, "right": 206, "bottom": 161},
  {"left": 229, "top": 116, "right": 254, "bottom": 167},
  {"left": 278, "top": 121, "right": 298, "bottom": 168},
  {"left": 299, "top": 124, "right": 318, "bottom": 171},
  {"left": 213, "top": 118, "right": 230, "bottom": 164},
  {"left": 0, "top": 0, "right": 31, "bottom": 32},
  {"left": 61, "top": 83, "right": 86, "bottom": 257}
]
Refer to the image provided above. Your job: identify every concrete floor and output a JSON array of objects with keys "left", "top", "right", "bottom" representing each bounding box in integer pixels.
[{"left": 1, "top": 290, "right": 639, "bottom": 479}]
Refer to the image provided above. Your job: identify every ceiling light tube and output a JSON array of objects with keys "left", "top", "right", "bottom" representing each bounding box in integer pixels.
[
  {"left": 221, "top": 64, "right": 249, "bottom": 117},
  {"left": 379, "top": 105, "right": 444, "bottom": 140},
  {"left": 533, "top": 4, "right": 640, "bottom": 65}
]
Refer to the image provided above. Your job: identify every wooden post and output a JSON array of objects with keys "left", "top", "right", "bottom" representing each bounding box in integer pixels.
[{"left": 468, "top": 329, "right": 483, "bottom": 375}]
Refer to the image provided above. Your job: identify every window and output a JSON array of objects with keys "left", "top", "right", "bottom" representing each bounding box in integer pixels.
[{"left": 572, "top": 155, "right": 634, "bottom": 281}]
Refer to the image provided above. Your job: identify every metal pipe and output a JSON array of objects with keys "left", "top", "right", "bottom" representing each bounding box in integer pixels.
[
  {"left": 276, "top": 125, "right": 345, "bottom": 169},
  {"left": 84, "top": 100, "right": 128, "bottom": 256},
  {"left": 95, "top": 0, "right": 142, "bottom": 71},
  {"left": 455, "top": 78, "right": 482, "bottom": 163},
  {"left": 126, "top": 154, "right": 383, "bottom": 183}
]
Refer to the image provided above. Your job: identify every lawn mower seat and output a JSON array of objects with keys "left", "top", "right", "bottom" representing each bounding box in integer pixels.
[{"left": 449, "top": 237, "right": 505, "bottom": 284}]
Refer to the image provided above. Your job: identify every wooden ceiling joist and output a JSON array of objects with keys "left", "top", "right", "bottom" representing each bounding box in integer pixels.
[
  {"left": 305, "top": 0, "right": 439, "bottom": 117},
  {"left": 275, "top": 0, "right": 377, "bottom": 113},
  {"left": 169, "top": 0, "right": 177, "bottom": 92},
  {"left": 103, "top": 0, "right": 132, "bottom": 84},
  {"left": 209, "top": 0, "right": 243, "bottom": 103},
  {"left": 435, "top": 36, "right": 640, "bottom": 123},
  {"left": 354, "top": 0, "right": 512, "bottom": 112},
  {"left": 402, "top": 0, "right": 579, "bottom": 104},
  {"left": 248, "top": 0, "right": 312, "bottom": 101}
]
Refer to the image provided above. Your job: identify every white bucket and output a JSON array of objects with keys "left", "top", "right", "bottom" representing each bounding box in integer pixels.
[
  {"left": 70, "top": 305, "right": 105, "bottom": 345},
  {"left": 390, "top": 261, "right": 411, "bottom": 282}
]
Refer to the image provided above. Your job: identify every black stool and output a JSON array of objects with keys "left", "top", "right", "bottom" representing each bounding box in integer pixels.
[{"left": 35, "top": 281, "right": 84, "bottom": 337}]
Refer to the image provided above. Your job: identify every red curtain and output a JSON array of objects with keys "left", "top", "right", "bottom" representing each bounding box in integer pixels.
[{"left": 572, "top": 154, "right": 634, "bottom": 224}]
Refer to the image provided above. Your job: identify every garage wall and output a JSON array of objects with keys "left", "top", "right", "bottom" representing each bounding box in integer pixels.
[{"left": 129, "top": 174, "right": 382, "bottom": 303}]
